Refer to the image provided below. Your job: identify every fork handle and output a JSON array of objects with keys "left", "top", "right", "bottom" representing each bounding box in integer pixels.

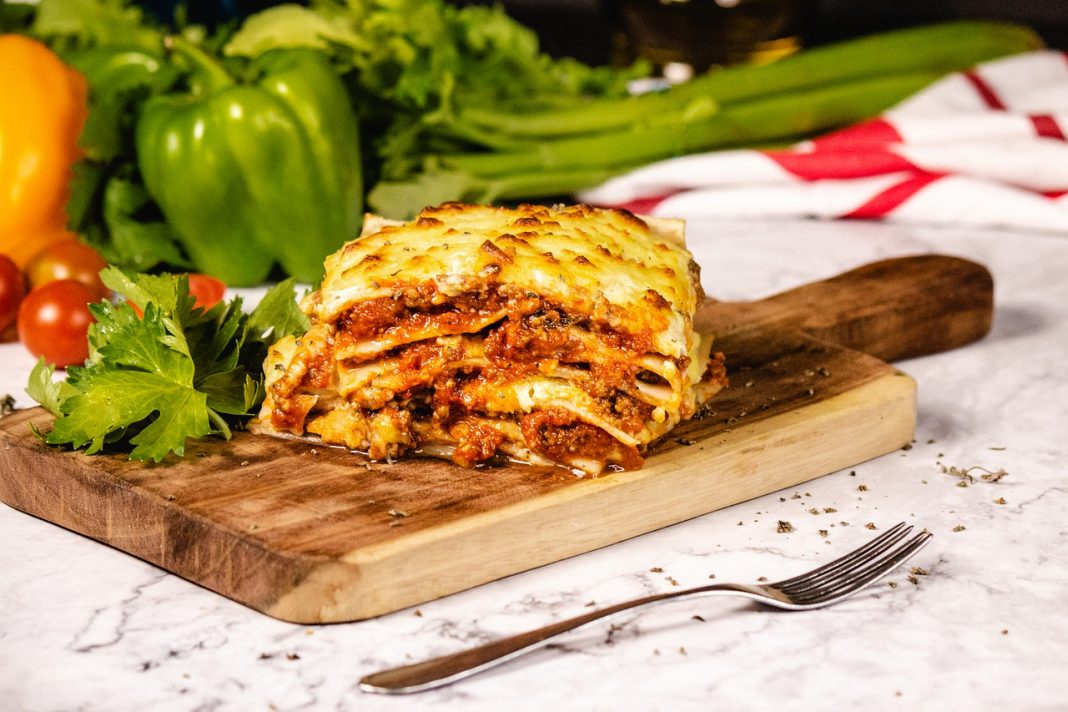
[{"left": 358, "top": 583, "right": 753, "bottom": 694}]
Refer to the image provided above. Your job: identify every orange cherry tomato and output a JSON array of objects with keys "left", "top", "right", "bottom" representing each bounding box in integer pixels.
[
  {"left": 26, "top": 240, "right": 108, "bottom": 297},
  {"left": 17, "top": 279, "right": 97, "bottom": 368}
]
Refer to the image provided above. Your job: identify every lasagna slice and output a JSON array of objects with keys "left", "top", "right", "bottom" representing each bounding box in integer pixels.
[{"left": 251, "top": 203, "right": 726, "bottom": 475}]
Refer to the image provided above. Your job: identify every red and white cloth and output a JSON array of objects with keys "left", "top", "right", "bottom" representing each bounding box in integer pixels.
[{"left": 579, "top": 51, "right": 1068, "bottom": 236}]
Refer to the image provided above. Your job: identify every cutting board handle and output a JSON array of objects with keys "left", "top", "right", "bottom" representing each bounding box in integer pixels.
[{"left": 696, "top": 254, "right": 994, "bottom": 362}]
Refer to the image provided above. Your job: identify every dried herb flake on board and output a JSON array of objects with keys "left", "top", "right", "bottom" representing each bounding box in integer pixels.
[{"left": 938, "top": 463, "right": 1009, "bottom": 484}]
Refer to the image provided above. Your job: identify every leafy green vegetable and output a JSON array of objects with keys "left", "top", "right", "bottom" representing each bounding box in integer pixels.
[
  {"left": 26, "top": 361, "right": 78, "bottom": 419},
  {"left": 226, "top": 1, "right": 642, "bottom": 113},
  {"left": 28, "top": 270, "right": 309, "bottom": 461},
  {"left": 30, "top": 0, "right": 166, "bottom": 54},
  {"left": 72, "top": 164, "right": 191, "bottom": 273},
  {"left": 363, "top": 20, "right": 1045, "bottom": 217},
  {"left": 224, "top": 0, "right": 646, "bottom": 192},
  {"left": 0, "top": 2, "right": 34, "bottom": 33}
]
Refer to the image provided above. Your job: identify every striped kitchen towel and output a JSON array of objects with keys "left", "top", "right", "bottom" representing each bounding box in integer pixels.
[{"left": 579, "top": 50, "right": 1068, "bottom": 236}]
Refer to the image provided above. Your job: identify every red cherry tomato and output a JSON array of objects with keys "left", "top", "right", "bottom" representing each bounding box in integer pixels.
[
  {"left": 0, "top": 254, "right": 26, "bottom": 335},
  {"left": 26, "top": 240, "right": 109, "bottom": 297},
  {"left": 126, "top": 273, "right": 227, "bottom": 318},
  {"left": 17, "top": 280, "right": 97, "bottom": 368},
  {"left": 187, "top": 273, "right": 226, "bottom": 310}
]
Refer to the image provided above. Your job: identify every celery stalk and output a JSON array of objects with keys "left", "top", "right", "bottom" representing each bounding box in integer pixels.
[
  {"left": 455, "top": 20, "right": 1042, "bottom": 140},
  {"left": 442, "top": 72, "right": 940, "bottom": 177},
  {"left": 369, "top": 70, "right": 940, "bottom": 218}
]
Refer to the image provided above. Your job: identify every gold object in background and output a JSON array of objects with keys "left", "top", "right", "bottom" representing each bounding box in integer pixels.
[{"left": 612, "top": 0, "right": 806, "bottom": 77}]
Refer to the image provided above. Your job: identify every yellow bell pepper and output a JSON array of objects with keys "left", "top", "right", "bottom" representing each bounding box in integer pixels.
[{"left": 0, "top": 35, "right": 88, "bottom": 267}]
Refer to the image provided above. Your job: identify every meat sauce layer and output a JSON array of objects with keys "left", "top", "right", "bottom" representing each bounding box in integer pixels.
[{"left": 271, "top": 289, "right": 679, "bottom": 470}]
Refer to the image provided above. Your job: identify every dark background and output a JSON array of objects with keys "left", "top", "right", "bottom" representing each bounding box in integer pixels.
[
  {"left": 144, "top": 0, "right": 1068, "bottom": 64},
  {"left": 488, "top": 0, "right": 1068, "bottom": 65}
]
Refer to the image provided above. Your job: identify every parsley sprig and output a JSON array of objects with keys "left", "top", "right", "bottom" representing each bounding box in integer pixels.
[{"left": 27, "top": 267, "right": 309, "bottom": 461}]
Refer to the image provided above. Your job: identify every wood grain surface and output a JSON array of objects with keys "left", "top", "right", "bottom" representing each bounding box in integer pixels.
[{"left": 0, "top": 254, "right": 993, "bottom": 622}]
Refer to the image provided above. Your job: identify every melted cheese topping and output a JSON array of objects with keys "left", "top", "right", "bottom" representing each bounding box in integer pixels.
[{"left": 306, "top": 203, "right": 699, "bottom": 359}]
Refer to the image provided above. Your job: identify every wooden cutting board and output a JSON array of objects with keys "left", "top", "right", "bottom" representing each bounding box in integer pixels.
[{"left": 0, "top": 255, "right": 992, "bottom": 623}]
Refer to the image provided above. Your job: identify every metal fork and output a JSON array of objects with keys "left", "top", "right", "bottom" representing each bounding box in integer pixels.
[{"left": 359, "top": 521, "right": 932, "bottom": 695}]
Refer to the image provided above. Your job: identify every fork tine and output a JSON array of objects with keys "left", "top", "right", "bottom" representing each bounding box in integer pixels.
[
  {"left": 776, "top": 523, "right": 914, "bottom": 595},
  {"left": 787, "top": 531, "right": 933, "bottom": 605},
  {"left": 774, "top": 522, "right": 911, "bottom": 590}
]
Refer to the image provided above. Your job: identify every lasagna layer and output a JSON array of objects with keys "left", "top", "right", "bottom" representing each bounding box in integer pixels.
[{"left": 252, "top": 203, "right": 726, "bottom": 474}]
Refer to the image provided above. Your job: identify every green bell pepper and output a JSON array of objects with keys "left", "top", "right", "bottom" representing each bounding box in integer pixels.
[{"left": 136, "top": 37, "right": 362, "bottom": 285}]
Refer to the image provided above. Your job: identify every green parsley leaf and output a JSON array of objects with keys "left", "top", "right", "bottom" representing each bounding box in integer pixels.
[
  {"left": 49, "top": 369, "right": 210, "bottom": 461},
  {"left": 100, "top": 265, "right": 183, "bottom": 314},
  {"left": 27, "top": 271, "right": 309, "bottom": 462},
  {"left": 25, "top": 360, "right": 77, "bottom": 417},
  {"left": 198, "top": 370, "right": 261, "bottom": 417},
  {"left": 188, "top": 297, "right": 247, "bottom": 379},
  {"left": 86, "top": 299, "right": 193, "bottom": 384},
  {"left": 247, "top": 277, "right": 310, "bottom": 344}
]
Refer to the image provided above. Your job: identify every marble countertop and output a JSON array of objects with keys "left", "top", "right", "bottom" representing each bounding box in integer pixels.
[{"left": 1, "top": 218, "right": 1066, "bottom": 711}]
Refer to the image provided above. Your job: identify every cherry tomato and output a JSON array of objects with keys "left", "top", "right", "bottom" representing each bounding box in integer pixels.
[
  {"left": 26, "top": 240, "right": 109, "bottom": 297},
  {"left": 17, "top": 280, "right": 97, "bottom": 368},
  {"left": 126, "top": 273, "right": 227, "bottom": 318},
  {"left": 187, "top": 273, "right": 226, "bottom": 310},
  {"left": 0, "top": 254, "right": 26, "bottom": 335}
]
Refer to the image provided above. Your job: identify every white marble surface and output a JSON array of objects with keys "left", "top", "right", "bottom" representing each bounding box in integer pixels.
[{"left": 2, "top": 218, "right": 1067, "bottom": 711}]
